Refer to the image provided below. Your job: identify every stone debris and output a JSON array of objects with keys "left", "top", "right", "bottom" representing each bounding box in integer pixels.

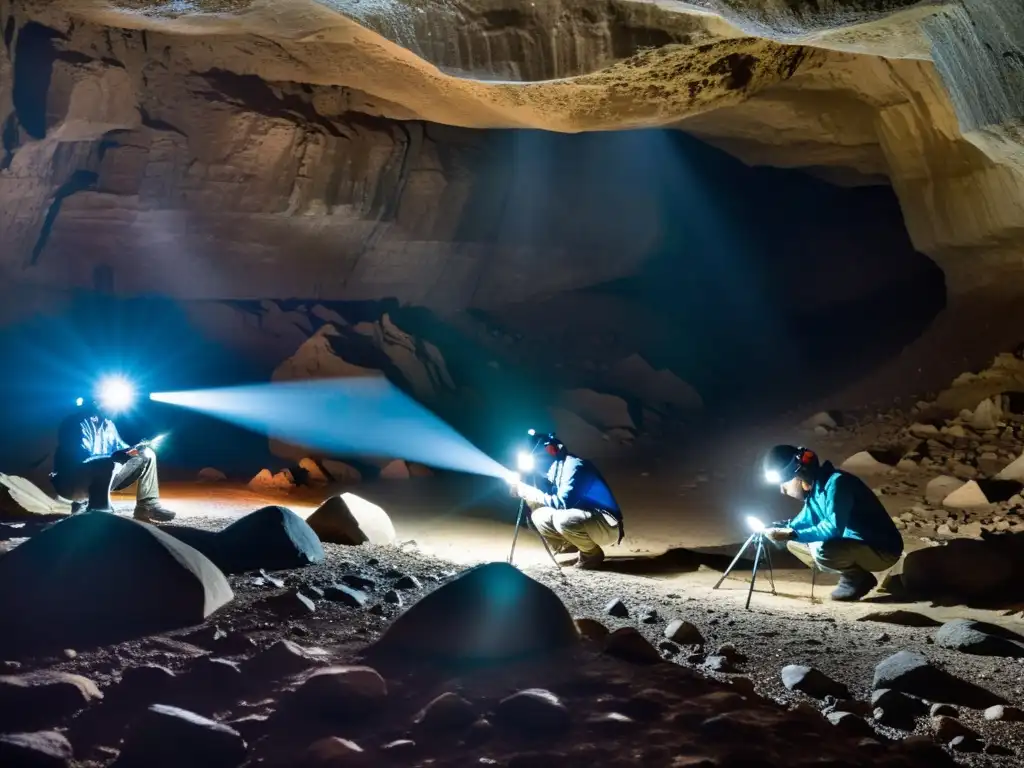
[
  {"left": 495, "top": 689, "right": 570, "bottom": 736},
  {"left": 413, "top": 692, "right": 476, "bottom": 731},
  {"left": 664, "top": 619, "right": 704, "bottom": 645},
  {"left": 801, "top": 411, "right": 838, "bottom": 431},
  {"left": 298, "top": 458, "right": 329, "bottom": 485},
  {"left": 305, "top": 494, "right": 396, "bottom": 546},
  {"left": 0, "top": 513, "right": 232, "bottom": 653},
  {"left": 114, "top": 704, "right": 247, "bottom": 768},
  {"left": 369, "top": 563, "right": 578, "bottom": 663},
  {"left": 984, "top": 704, "right": 1024, "bottom": 721},
  {"left": 0, "top": 671, "right": 103, "bottom": 731},
  {"left": 605, "top": 598, "right": 629, "bottom": 618},
  {"left": 0, "top": 731, "right": 73, "bottom": 767},
  {"left": 780, "top": 665, "right": 848, "bottom": 699},
  {"left": 941, "top": 480, "right": 990, "bottom": 509},
  {"left": 933, "top": 619, "right": 1024, "bottom": 657},
  {"left": 604, "top": 628, "right": 662, "bottom": 665},
  {"left": 575, "top": 618, "right": 610, "bottom": 642},
  {"left": 995, "top": 452, "right": 1024, "bottom": 481},
  {"left": 321, "top": 460, "right": 362, "bottom": 483},
  {"left": 840, "top": 451, "right": 892, "bottom": 476},
  {"left": 970, "top": 397, "right": 1002, "bottom": 431},
  {"left": 380, "top": 460, "right": 412, "bottom": 480},
  {"left": 248, "top": 468, "right": 295, "bottom": 493},
  {"left": 197, "top": 467, "right": 227, "bottom": 482},
  {"left": 289, "top": 666, "right": 387, "bottom": 718},
  {"left": 856, "top": 611, "right": 941, "bottom": 628},
  {"left": 925, "top": 476, "right": 964, "bottom": 504},
  {"left": 872, "top": 651, "right": 1005, "bottom": 708}
]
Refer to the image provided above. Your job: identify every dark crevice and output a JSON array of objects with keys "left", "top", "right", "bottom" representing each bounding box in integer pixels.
[
  {"left": 12, "top": 22, "right": 64, "bottom": 140},
  {"left": 29, "top": 170, "right": 99, "bottom": 266},
  {"left": 139, "top": 107, "right": 186, "bottom": 137},
  {"left": 197, "top": 70, "right": 346, "bottom": 138},
  {"left": 3, "top": 16, "right": 14, "bottom": 52},
  {"left": 1, "top": 114, "right": 19, "bottom": 171},
  {"left": 53, "top": 49, "right": 91, "bottom": 66}
]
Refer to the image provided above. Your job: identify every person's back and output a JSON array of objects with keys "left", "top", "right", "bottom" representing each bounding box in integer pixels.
[
  {"left": 53, "top": 410, "right": 126, "bottom": 476},
  {"left": 808, "top": 462, "right": 902, "bottom": 555},
  {"left": 546, "top": 454, "right": 622, "bottom": 521}
]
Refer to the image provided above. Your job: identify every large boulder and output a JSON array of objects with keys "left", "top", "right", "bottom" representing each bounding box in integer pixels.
[
  {"left": 305, "top": 494, "right": 396, "bottom": 546},
  {"left": 211, "top": 506, "right": 325, "bottom": 574},
  {"left": 902, "top": 539, "right": 1014, "bottom": 599},
  {"left": 0, "top": 474, "right": 69, "bottom": 518},
  {"left": 368, "top": 562, "right": 578, "bottom": 665},
  {"left": 163, "top": 506, "right": 324, "bottom": 574},
  {"left": 934, "top": 619, "right": 1024, "bottom": 657},
  {"left": 872, "top": 651, "right": 1006, "bottom": 708},
  {"left": 0, "top": 513, "right": 232, "bottom": 652}
]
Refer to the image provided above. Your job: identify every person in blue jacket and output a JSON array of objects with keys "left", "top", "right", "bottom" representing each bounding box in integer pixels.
[
  {"left": 509, "top": 433, "right": 624, "bottom": 570},
  {"left": 761, "top": 444, "right": 903, "bottom": 601},
  {"left": 50, "top": 397, "right": 175, "bottom": 523}
]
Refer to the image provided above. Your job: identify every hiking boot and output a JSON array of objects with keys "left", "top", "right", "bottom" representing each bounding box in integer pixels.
[
  {"left": 575, "top": 547, "right": 605, "bottom": 570},
  {"left": 134, "top": 504, "right": 176, "bottom": 523},
  {"left": 830, "top": 570, "right": 877, "bottom": 602}
]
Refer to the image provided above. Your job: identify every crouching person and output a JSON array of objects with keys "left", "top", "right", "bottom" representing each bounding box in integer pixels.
[
  {"left": 50, "top": 397, "right": 175, "bottom": 523},
  {"left": 761, "top": 444, "right": 902, "bottom": 601},
  {"left": 509, "top": 432, "right": 624, "bottom": 570}
]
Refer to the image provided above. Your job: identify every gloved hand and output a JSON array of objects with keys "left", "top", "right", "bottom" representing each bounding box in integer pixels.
[{"left": 764, "top": 527, "right": 795, "bottom": 543}]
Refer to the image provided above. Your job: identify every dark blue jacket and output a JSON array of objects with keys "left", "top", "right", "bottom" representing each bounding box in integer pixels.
[
  {"left": 790, "top": 461, "right": 903, "bottom": 555},
  {"left": 54, "top": 412, "right": 129, "bottom": 475},
  {"left": 521, "top": 454, "right": 622, "bottom": 521}
]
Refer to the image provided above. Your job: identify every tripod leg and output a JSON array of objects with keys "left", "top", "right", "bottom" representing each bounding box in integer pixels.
[
  {"left": 713, "top": 534, "right": 757, "bottom": 590},
  {"left": 810, "top": 563, "right": 817, "bottom": 603},
  {"left": 745, "top": 536, "right": 764, "bottom": 610},
  {"left": 507, "top": 500, "right": 526, "bottom": 565},
  {"left": 764, "top": 544, "right": 777, "bottom": 595}
]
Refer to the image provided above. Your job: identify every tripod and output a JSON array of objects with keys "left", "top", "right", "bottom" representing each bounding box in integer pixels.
[
  {"left": 507, "top": 496, "right": 564, "bottom": 573},
  {"left": 713, "top": 530, "right": 777, "bottom": 610}
]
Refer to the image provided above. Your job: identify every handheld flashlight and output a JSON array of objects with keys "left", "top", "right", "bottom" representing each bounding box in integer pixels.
[{"left": 746, "top": 515, "right": 766, "bottom": 533}]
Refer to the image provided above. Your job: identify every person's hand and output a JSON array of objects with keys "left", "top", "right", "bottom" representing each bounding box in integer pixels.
[{"left": 764, "top": 527, "right": 794, "bottom": 543}]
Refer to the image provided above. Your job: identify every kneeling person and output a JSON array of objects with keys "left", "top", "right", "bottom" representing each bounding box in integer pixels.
[
  {"left": 50, "top": 398, "right": 175, "bottom": 522},
  {"left": 510, "top": 433, "right": 623, "bottom": 569},
  {"left": 762, "top": 445, "right": 902, "bottom": 601}
]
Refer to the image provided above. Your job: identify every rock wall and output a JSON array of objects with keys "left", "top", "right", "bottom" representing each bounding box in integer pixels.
[{"left": 0, "top": 0, "right": 1022, "bottom": 310}]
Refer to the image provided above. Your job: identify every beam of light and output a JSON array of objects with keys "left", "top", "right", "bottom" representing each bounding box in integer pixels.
[
  {"left": 764, "top": 469, "right": 782, "bottom": 485},
  {"left": 150, "top": 378, "right": 510, "bottom": 479},
  {"left": 745, "top": 515, "right": 766, "bottom": 533},
  {"left": 95, "top": 374, "right": 137, "bottom": 414}
]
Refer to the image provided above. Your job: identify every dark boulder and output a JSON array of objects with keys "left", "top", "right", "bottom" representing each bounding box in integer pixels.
[
  {"left": 368, "top": 562, "right": 578, "bottom": 665},
  {"left": 0, "top": 513, "right": 232, "bottom": 653}
]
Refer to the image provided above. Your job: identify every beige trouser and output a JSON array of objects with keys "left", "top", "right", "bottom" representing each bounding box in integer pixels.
[
  {"left": 531, "top": 507, "right": 620, "bottom": 554},
  {"left": 787, "top": 540, "right": 900, "bottom": 576}
]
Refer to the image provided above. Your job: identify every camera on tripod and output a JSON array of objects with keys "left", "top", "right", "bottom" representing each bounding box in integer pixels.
[
  {"left": 714, "top": 514, "right": 790, "bottom": 609},
  {"left": 505, "top": 428, "right": 565, "bottom": 574}
]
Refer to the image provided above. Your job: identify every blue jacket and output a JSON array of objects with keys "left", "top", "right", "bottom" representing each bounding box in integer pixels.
[
  {"left": 54, "top": 412, "right": 130, "bottom": 474},
  {"left": 790, "top": 461, "right": 903, "bottom": 555},
  {"left": 521, "top": 454, "right": 623, "bottom": 522}
]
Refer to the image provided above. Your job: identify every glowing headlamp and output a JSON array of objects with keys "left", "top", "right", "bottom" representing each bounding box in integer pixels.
[
  {"left": 764, "top": 469, "right": 782, "bottom": 485},
  {"left": 95, "top": 375, "right": 137, "bottom": 415},
  {"left": 745, "top": 515, "right": 766, "bottom": 533}
]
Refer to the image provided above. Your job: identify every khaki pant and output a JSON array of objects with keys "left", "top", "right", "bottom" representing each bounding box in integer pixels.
[
  {"left": 787, "top": 539, "right": 900, "bottom": 576},
  {"left": 531, "top": 507, "right": 620, "bottom": 554},
  {"left": 52, "top": 450, "right": 160, "bottom": 511}
]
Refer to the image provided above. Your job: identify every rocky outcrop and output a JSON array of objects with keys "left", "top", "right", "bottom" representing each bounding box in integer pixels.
[{"left": 0, "top": 0, "right": 1021, "bottom": 317}]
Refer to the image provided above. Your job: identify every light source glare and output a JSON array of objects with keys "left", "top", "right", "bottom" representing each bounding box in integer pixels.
[
  {"left": 95, "top": 375, "right": 136, "bottom": 414},
  {"left": 504, "top": 469, "right": 521, "bottom": 484},
  {"left": 150, "top": 378, "right": 509, "bottom": 479},
  {"left": 764, "top": 469, "right": 782, "bottom": 485},
  {"left": 745, "top": 515, "right": 766, "bottom": 532},
  {"left": 527, "top": 428, "right": 536, "bottom": 437},
  {"left": 516, "top": 451, "right": 535, "bottom": 472}
]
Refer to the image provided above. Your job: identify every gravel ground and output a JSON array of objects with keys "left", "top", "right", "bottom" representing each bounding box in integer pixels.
[{"left": 5, "top": 512, "right": 1022, "bottom": 767}]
